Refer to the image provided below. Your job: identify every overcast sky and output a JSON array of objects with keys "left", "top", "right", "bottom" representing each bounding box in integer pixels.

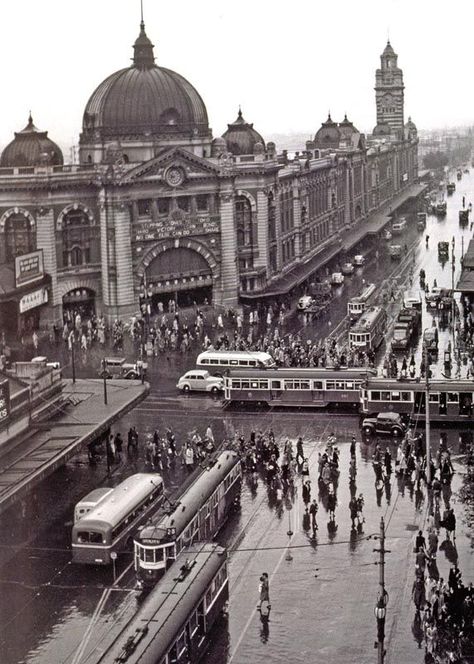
[{"left": 1, "top": 0, "right": 472, "bottom": 155}]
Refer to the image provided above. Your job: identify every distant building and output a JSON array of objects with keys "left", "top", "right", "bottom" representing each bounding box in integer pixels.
[{"left": 0, "top": 24, "right": 418, "bottom": 340}]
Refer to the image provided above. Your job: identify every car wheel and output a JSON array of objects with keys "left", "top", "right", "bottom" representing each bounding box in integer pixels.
[
  {"left": 183, "top": 385, "right": 190, "bottom": 393},
  {"left": 363, "top": 426, "right": 373, "bottom": 435},
  {"left": 211, "top": 386, "right": 219, "bottom": 394}
]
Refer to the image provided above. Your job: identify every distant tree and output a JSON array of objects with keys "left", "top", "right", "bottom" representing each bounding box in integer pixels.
[{"left": 423, "top": 151, "right": 449, "bottom": 170}]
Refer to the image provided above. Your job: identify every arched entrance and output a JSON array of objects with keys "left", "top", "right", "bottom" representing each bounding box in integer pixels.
[
  {"left": 62, "top": 287, "right": 96, "bottom": 320},
  {"left": 144, "top": 246, "right": 214, "bottom": 309}
]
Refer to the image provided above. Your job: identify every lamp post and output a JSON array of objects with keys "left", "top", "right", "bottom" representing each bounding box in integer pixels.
[
  {"left": 374, "top": 597, "right": 387, "bottom": 663},
  {"left": 423, "top": 339, "right": 431, "bottom": 486}
]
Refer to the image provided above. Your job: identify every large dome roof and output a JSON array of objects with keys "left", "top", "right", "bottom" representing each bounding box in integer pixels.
[
  {"left": 1, "top": 114, "right": 63, "bottom": 168},
  {"left": 314, "top": 113, "right": 341, "bottom": 149},
  {"left": 222, "top": 109, "right": 265, "bottom": 155},
  {"left": 80, "top": 22, "right": 210, "bottom": 142}
]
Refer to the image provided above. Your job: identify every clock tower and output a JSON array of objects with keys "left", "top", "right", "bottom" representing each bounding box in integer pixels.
[{"left": 375, "top": 41, "right": 404, "bottom": 136}]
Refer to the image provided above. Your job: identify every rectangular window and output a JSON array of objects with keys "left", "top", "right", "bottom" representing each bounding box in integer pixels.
[
  {"left": 326, "top": 381, "right": 335, "bottom": 390},
  {"left": 371, "top": 391, "right": 381, "bottom": 401},
  {"left": 137, "top": 199, "right": 151, "bottom": 216},
  {"left": 313, "top": 381, "right": 323, "bottom": 390},
  {"left": 401, "top": 392, "right": 411, "bottom": 402},
  {"left": 157, "top": 199, "right": 170, "bottom": 215},
  {"left": 196, "top": 195, "right": 208, "bottom": 211},
  {"left": 391, "top": 391, "right": 401, "bottom": 401},
  {"left": 177, "top": 197, "right": 189, "bottom": 212},
  {"left": 231, "top": 380, "right": 241, "bottom": 388},
  {"left": 429, "top": 393, "right": 439, "bottom": 403},
  {"left": 447, "top": 393, "right": 459, "bottom": 403},
  {"left": 381, "top": 392, "right": 391, "bottom": 401}
]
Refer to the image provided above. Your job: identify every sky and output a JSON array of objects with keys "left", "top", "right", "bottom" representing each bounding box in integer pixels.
[{"left": 1, "top": 0, "right": 473, "bottom": 156}]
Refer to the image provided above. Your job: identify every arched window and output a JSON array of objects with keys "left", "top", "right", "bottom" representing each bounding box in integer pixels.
[
  {"left": 235, "top": 197, "right": 253, "bottom": 247},
  {"left": 61, "top": 209, "right": 95, "bottom": 268},
  {"left": 4, "top": 213, "right": 35, "bottom": 262},
  {"left": 268, "top": 192, "right": 276, "bottom": 242}
]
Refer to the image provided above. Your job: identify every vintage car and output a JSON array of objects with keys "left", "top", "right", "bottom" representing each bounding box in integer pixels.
[
  {"left": 331, "top": 272, "right": 345, "bottom": 285},
  {"left": 341, "top": 262, "right": 355, "bottom": 276},
  {"left": 361, "top": 412, "right": 407, "bottom": 437}
]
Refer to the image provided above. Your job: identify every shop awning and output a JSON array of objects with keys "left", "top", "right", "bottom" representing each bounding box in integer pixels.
[
  {"left": 461, "top": 239, "right": 474, "bottom": 270},
  {"left": 455, "top": 270, "right": 474, "bottom": 293},
  {"left": 240, "top": 241, "right": 342, "bottom": 300}
]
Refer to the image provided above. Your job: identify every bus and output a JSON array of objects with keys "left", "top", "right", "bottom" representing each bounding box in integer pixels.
[
  {"left": 134, "top": 451, "right": 241, "bottom": 586},
  {"left": 72, "top": 473, "right": 164, "bottom": 565},
  {"left": 196, "top": 350, "right": 276, "bottom": 374},
  {"left": 348, "top": 306, "right": 387, "bottom": 351},
  {"left": 347, "top": 283, "right": 376, "bottom": 321},
  {"left": 360, "top": 377, "right": 474, "bottom": 423},
  {"left": 224, "top": 367, "right": 376, "bottom": 408},
  {"left": 74, "top": 487, "right": 114, "bottom": 523},
  {"left": 392, "top": 217, "right": 407, "bottom": 234},
  {"left": 94, "top": 543, "right": 228, "bottom": 664}
]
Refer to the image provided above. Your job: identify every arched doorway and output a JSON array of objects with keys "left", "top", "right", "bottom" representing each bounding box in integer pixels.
[
  {"left": 62, "top": 287, "right": 96, "bottom": 321},
  {"left": 145, "top": 247, "right": 214, "bottom": 309}
]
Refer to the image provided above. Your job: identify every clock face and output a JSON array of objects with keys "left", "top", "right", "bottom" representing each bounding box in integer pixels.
[{"left": 166, "top": 167, "right": 184, "bottom": 187}]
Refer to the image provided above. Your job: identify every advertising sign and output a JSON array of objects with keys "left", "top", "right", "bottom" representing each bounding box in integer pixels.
[
  {"left": 0, "top": 379, "right": 10, "bottom": 424},
  {"left": 15, "top": 250, "right": 44, "bottom": 288},
  {"left": 134, "top": 215, "right": 220, "bottom": 242},
  {"left": 19, "top": 287, "right": 49, "bottom": 314}
]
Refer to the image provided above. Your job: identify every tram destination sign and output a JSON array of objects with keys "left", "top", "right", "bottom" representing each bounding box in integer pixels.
[
  {"left": 134, "top": 215, "right": 219, "bottom": 241},
  {"left": 0, "top": 379, "right": 10, "bottom": 424}
]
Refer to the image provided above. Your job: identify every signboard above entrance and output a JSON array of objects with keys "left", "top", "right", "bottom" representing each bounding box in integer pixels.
[
  {"left": 134, "top": 215, "right": 220, "bottom": 242},
  {"left": 15, "top": 250, "right": 44, "bottom": 288},
  {"left": 19, "top": 287, "right": 49, "bottom": 313}
]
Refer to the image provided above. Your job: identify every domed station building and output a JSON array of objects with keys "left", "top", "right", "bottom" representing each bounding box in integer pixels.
[{"left": 0, "top": 27, "right": 420, "bottom": 341}]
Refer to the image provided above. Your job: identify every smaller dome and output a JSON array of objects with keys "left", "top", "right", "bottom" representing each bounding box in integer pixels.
[
  {"left": 253, "top": 141, "right": 264, "bottom": 155},
  {"left": 211, "top": 136, "right": 227, "bottom": 157},
  {"left": 314, "top": 113, "right": 341, "bottom": 149},
  {"left": 372, "top": 122, "right": 392, "bottom": 136},
  {"left": 222, "top": 109, "right": 265, "bottom": 155},
  {"left": 405, "top": 116, "right": 417, "bottom": 131},
  {"left": 1, "top": 114, "right": 63, "bottom": 167},
  {"left": 338, "top": 114, "right": 359, "bottom": 141}
]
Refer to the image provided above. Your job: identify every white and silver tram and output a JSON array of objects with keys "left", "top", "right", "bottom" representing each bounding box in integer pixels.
[
  {"left": 134, "top": 451, "right": 241, "bottom": 586},
  {"left": 72, "top": 473, "right": 164, "bottom": 565},
  {"left": 224, "top": 367, "right": 376, "bottom": 408},
  {"left": 347, "top": 283, "right": 376, "bottom": 321},
  {"left": 361, "top": 378, "right": 474, "bottom": 422},
  {"left": 94, "top": 543, "right": 228, "bottom": 664},
  {"left": 349, "top": 306, "right": 387, "bottom": 351}
]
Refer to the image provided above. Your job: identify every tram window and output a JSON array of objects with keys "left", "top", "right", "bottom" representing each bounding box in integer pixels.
[
  {"left": 271, "top": 381, "right": 281, "bottom": 389},
  {"left": 313, "top": 381, "right": 323, "bottom": 389},
  {"left": 448, "top": 393, "right": 459, "bottom": 403},
  {"left": 391, "top": 392, "right": 401, "bottom": 401},
  {"left": 240, "top": 360, "right": 249, "bottom": 366},
  {"left": 241, "top": 380, "right": 250, "bottom": 389},
  {"left": 429, "top": 394, "right": 439, "bottom": 403},
  {"left": 145, "top": 549, "right": 154, "bottom": 563},
  {"left": 251, "top": 381, "right": 259, "bottom": 388},
  {"left": 335, "top": 381, "right": 345, "bottom": 390},
  {"left": 381, "top": 391, "right": 391, "bottom": 401},
  {"left": 200, "top": 358, "right": 209, "bottom": 365},
  {"left": 326, "top": 380, "right": 335, "bottom": 390},
  {"left": 210, "top": 359, "right": 219, "bottom": 365},
  {"left": 229, "top": 360, "right": 238, "bottom": 365},
  {"left": 189, "top": 610, "right": 199, "bottom": 636},
  {"left": 371, "top": 391, "right": 381, "bottom": 401},
  {"left": 401, "top": 392, "right": 411, "bottom": 401},
  {"left": 231, "top": 380, "right": 241, "bottom": 388},
  {"left": 346, "top": 381, "right": 354, "bottom": 390},
  {"left": 259, "top": 380, "right": 269, "bottom": 389}
]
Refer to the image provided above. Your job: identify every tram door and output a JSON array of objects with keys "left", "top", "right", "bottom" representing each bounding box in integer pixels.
[
  {"left": 460, "top": 393, "right": 473, "bottom": 416},
  {"left": 414, "top": 392, "right": 426, "bottom": 415},
  {"left": 271, "top": 380, "right": 283, "bottom": 400},
  {"left": 439, "top": 393, "right": 447, "bottom": 416},
  {"left": 312, "top": 380, "right": 325, "bottom": 403}
]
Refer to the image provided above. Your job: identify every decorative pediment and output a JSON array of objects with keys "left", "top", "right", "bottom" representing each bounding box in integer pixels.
[{"left": 121, "top": 147, "right": 220, "bottom": 184}]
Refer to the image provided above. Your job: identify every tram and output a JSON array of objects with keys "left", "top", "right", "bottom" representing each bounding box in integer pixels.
[
  {"left": 348, "top": 306, "right": 387, "bottom": 351},
  {"left": 360, "top": 378, "right": 474, "bottom": 422},
  {"left": 224, "top": 367, "right": 376, "bottom": 408},
  {"left": 347, "top": 283, "right": 376, "bottom": 321},
  {"left": 134, "top": 451, "right": 241, "bottom": 586},
  {"left": 72, "top": 474, "right": 164, "bottom": 565},
  {"left": 95, "top": 543, "right": 228, "bottom": 664}
]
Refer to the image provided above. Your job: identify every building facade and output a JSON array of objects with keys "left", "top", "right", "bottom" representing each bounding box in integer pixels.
[{"left": 0, "top": 30, "right": 418, "bottom": 339}]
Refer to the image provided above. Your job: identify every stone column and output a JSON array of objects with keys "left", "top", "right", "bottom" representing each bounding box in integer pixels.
[
  {"left": 255, "top": 190, "right": 268, "bottom": 271},
  {"left": 36, "top": 207, "right": 60, "bottom": 325},
  {"left": 292, "top": 184, "right": 301, "bottom": 259},
  {"left": 217, "top": 187, "right": 239, "bottom": 307}
]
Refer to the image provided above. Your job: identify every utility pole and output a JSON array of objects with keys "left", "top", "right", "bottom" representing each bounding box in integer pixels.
[
  {"left": 71, "top": 334, "right": 76, "bottom": 384},
  {"left": 374, "top": 517, "right": 389, "bottom": 664},
  {"left": 425, "top": 344, "right": 431, "bottom": 486},
  {"left": 102, "top": 358, "right": 108, "bottom": 405}
]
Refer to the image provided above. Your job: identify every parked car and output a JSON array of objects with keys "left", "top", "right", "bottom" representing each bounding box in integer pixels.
[
  {"left": 391, "top": 322, "right": 412, "bottom": 351},
  {"left": 331, "top": 272, "right": 344, "bottom": 285},
  {"left": 353, "top": 255, "right": 366, "bottom": 266},
  {"left": 341, "top": 262, "right": 355, "bottom": 276},
  {"left": 361, "top": 412, "right": 407, "bottom": 437},
  {"left": 425, "top": 287, "right": 453, "bottom": 308},
  {"left": 403, "top": 293, "right": 422, "bottom": 310},
  {"left": 297, "top": 295, "right": 314, "bottom": 311},
  {"left": 99, "top": 356, "right": 147, "bottom": 379},
  {"left": 177, "top": 370, "right": 224, "bottom": 394}
]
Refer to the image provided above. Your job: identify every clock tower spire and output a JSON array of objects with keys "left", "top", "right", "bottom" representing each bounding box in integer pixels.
[{"left": 375, "top": 41, "right": 404, "bottom": 137}]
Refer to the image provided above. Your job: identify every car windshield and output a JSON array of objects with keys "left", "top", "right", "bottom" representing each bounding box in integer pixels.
[{"left": 393, "top": 329, "right": 407, "bottom": 339}]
